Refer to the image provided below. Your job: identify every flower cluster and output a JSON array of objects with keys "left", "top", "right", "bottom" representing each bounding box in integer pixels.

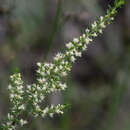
[
  {"left": 26, "top": 6, "right": 117, "bottom": 121},
  {"left": 1, "top": 1, "right": 124, "bottom": 129},
  {"left": 27, "top": 62, "right": 67, "bottom": 117},
  {"left": 31, "top": 104, "right": 65, "bottom": 118},
  {"left": 32, "top": 7, "right": 116, "bottom": 96},
  {"left": 2, "top": 73, "right": 27, "bottom": 130}
]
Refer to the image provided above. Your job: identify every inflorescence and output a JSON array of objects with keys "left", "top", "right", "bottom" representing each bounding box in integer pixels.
[{"left": 1, "top": 1, "right": 124, "bottom": 129}]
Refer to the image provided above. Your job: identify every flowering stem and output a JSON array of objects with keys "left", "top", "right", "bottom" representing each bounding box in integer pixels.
[{"left": 0, "top": 0, "right": 124, "bottom": 129}]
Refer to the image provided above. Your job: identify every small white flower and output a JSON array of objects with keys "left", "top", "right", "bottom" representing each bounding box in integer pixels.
[
  {"left": 100, "top": 22, "right": 106, "bottom": 28},
  {"left": 37, "top": 86, "right": 41, "bottom": 91},
  {"left": 6, "top": 121, "right": 12, "bottom": 126},
  {"left": 27, "top": 85, "right": 31, "bottom": 90},
  {"left": 82, "top": 44, "right": 87, "bottom": 51},
  {"left": 71, "top": 56, "right": 76, "bottom": 62},
  {"left": 35, "top": 104, "right": 41, "bottom": 111},
  {"left": 75, "top": 51, "right": 82, "bottom": 57},
  {"left": 20, "top": 119, "right": 27, "bottom": 126},
  {"left": 43, "top": 107, "right": 49, "bottom": 114},
  {"left": 78, "top": 42, "right": 82, "bottom": 46},
  {"left": 85, "top": 37, "right": 92, "bottom": 44},
  {"left": 8, "top": 85, "right": 12, "bottom": 90},
  {"left": 93, "top": 33, "right": 97, "bottom": 37},
  {"left": 19, "top": 104, "right": 25, "bottom": 110},
  {"left": 99, "top": 29, "right": 103, "bottom": 34},
  {"left": 61, "top": 72, "right": 67, "bottom": 76},
  {"left": 54, "top": 67, "right": 58, "bottom": 73},
  {"left": 37, "top": 62, "right": 41, "bottom": 67},
  {"left": 100, "top": 16, "right": 104, "bottom": 21},
  {"left": 82, "top": 34, "right": 86, "bottom": 38},
  {"left": 49, "top": 113, "right": 54, "bottom": 117},
  {"left": 8, "top": 113, "right": 13, "bottom": 120},
  {"left": 10, "top": 94, "right": 15, "bottom": 99},
  {"left": 38, "top": 78, "right": 43, "bottom": 84},
  {"left": 59, "top": 65, "right": 63, "bottom": 70},
  {"left": 73, "top": 38, "right": 79, "bottom": 43},
  {"left": 50, "top": 63, "right": 54, "bottom": 69},
  {"left": 92, "top": 21, "right": 97, "bottom": 28},
  {"left": 66, "top": 42, "right": 73, "bottom": 49},
  {"left": 54, "top": 53, "right": 63, "bottom": 61},
  {"left": 85, "top": 29, "right": 90, "bottom": 33},
  {"left": 40, "top": 95, "right": 45, "bottom": 100},
  {"left": 36, "top": 69, "right": 41, "bottom": 73}
]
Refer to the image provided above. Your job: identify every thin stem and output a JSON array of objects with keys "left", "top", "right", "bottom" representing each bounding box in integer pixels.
[{"left": 45, "top": 0, "right": 63, "bottom": 59}]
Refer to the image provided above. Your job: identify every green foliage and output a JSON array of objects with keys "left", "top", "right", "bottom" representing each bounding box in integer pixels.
[{"left": 114, "top": 0, "right": 125, "bottom": 8}]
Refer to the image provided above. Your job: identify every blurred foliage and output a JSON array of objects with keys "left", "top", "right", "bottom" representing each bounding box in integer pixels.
[{"left": 0, "top": 0, "right": 130, "bottom": 130}]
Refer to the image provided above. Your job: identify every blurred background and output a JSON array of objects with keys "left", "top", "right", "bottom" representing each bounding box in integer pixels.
[{"left": 0, "top": 0, "right": 130, "bottom": 130}]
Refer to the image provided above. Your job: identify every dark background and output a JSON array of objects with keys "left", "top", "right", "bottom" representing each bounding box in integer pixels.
[{"left": 0, "top": 0, "right": 130, "bottom": 130}]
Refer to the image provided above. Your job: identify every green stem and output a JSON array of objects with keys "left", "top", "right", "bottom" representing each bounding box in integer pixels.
[
  {"left": 45, "top": 0, "right": 63, "bottom": 59},
  {"left": 106, "top": 82, "right": 128, "bottom": 130}
]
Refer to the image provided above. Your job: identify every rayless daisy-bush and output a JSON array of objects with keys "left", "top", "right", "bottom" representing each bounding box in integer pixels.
[{"left": 0, "top": 0, "right": 125, "bottom": 129}]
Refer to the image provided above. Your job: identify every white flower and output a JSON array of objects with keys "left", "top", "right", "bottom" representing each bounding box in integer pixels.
[
  {"left": 59, "top": 65, "right": 63, "bottom": 70},
  {"left": 93, "top": 33, "right": 97, "bottom": 37},
  {"left": 85, "top": 37, "right": 92, "bottom": 44},
  {"left": 100, "top": 16, "right": 104, "bottom": 21},
  {"left": 38, "top": 78, "right": 43, "bottom": 84},
  {"left": 50, "top": 63, "right": 54, "bottom": 69},
  {"left": 36, "top": 69, "right": 41, "bottom": 73},
  {"left": 40, "top": 95, "right": 45, "bottom": 100},
  {"left": 18, "top": 104, "right": 25, "bottom": 110},
  {"left": 10, "top": 94, "right": 14, "bottom": 99},
  {"left": 82, "top": 44, "right": 87, "bottom": 51},
  {"left": 99, "top": 29, "right": 103, "bottom": 34},
  {"left": 37, "top": 86, "right": 41, "bottom": 91},
  {"left": 66, "top": 42, "right": 73, "bottom": 49},
  {"left": 73, "top": 38, "right": 79, "bottom": 43},
  {"left": 8, "top": 85, "right": 12, "bottom": 90},
  {"left": 27, "top": 85, "right": 31, "bottom": 90},
  {"left": 20, "top": 119, "right": 27, "bottom": 126},
  {"left": 75, "top": 51, "right": 82, "bottom": 57},
  {"left": 37, "top": 62, "right": 41, "bottom": 67},
  {"left": 54, "top": 67, "right": 58, "bottom": 73},
  {"left": 43, "top": 107, "right": 49, "bottom": 114},
  {"left": 6, "top": 121, "right": 12, "bottom": 126},
  {"left": 55, "top": 53, "right": 63, "bottom": 60},
  {"left": 111, "top": 17, "right": 114, "bottom": 21},
  {"left": 61, "top": 72, "right": 67, "bottom": 76},
  {"left": 8, "top": 113, "right": 13, "bottom": 120},
  {"left": 82, "top": 34, "right": 86, "bottom": 38},
  {"left": 71, "top": 56, "right": 76, "bottom": 62},
  {"left": 92, "top": 21, "right": 97, "bottom": 28},
  {"left": 78, "top": 42, "right": 82, "bottom": 46},
  {"left": 100, "top": 22, "right": 106, "bottom": 28},
  {"left": 85, "top": 29, "right": 90, "bottom": 33}
]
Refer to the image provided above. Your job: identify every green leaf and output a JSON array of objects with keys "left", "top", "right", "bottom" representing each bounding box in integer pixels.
[{"left": 115, "top": 0, "right": 125, "bottom": 8}]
